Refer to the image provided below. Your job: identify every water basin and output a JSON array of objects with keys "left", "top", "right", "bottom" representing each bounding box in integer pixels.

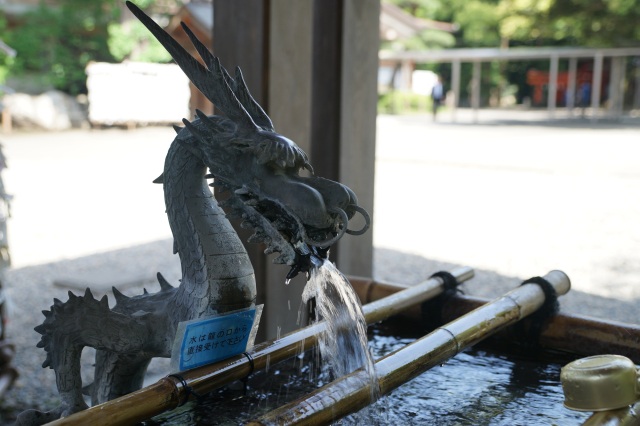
[{"left": 145, "top": 317, "right": 591, "bottom": 425}]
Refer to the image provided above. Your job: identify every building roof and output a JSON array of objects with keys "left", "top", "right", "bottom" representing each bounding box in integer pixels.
[
  {"left": 380, "top": 2, "right": 456, "bottom": 41},
  {"left": 165, "top": 2, "right": 213, "bottom": 46}
]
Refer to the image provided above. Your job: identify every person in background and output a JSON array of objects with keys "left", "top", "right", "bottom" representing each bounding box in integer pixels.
[{"left": 431, "top": 76, "right": 444, "bottom": 120}]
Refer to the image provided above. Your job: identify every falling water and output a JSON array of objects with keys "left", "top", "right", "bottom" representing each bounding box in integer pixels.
[{"left": 301, "top": 259, "right": 381, "bottom": 419}]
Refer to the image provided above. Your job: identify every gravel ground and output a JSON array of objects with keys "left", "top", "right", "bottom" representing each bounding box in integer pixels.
[{"left": 0, "top": 112, "right": 638, "bottom": 423}]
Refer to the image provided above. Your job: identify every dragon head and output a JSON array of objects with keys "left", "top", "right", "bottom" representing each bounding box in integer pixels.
[{"left": 128, "top": 2, "right": 370, "bottom": 278}]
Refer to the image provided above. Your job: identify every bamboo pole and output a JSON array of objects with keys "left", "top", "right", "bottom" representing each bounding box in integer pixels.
[
  {"left": 248, "top": 270, "right": 571, "bottom": 426},
  {"left": 45, "top": 267, "right": 474, "bottom": 426},
  {"left": 349, "top": 278, "right": 640, "bottom": 364}
]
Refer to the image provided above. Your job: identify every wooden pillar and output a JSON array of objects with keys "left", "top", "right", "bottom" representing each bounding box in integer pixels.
[
  {"left": 310, "top": 0, "right": 377, "bottom": 278},
  {"left": 213, "top": 0, "right": 377, "bottom": 340},
  {"left": 591, "top": 53, "right": 604, "bottom": 116},
  {"left": 548, "top": 55, "right": 559, "bottom": 117},
  {"left": 310, "top": 0, "right": 343, "bottom": 187},
  {"left": 608, "top": 56, "right": 624, "bottom": 118},
  {"left": 1, "top": 108, "right": 10, "bottom": 134},
  {"left": 451, "top": 59, "right": 461, "bottom": 122},
  {"left": 471, "top": 61, "right": 481, "bottom": 123},
  {"left": 212, "top": 1, "right": 268, "bottom": 102},
  {"left": 400, "top": 59, "right": 412, "bottom": 91},
  {"left": 567, "top": 57, "right": 577, "bottom": 112},
  {"left": 337, "top": 1, "right": 378, "bottom": 277},
  {"left": 264, "top": 0, "right": 314, "bottom": 340}
]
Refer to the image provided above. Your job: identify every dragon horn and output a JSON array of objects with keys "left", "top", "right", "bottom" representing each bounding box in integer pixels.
[
  {"left": 176, "top": 20, "right": 273, "bottom": 131},
  {"left": 125, "top": 1, "right": 257, "bottom": 131},
  {"left": 233, "top": 66, "right": 274, "bottom": 131},
  {"left": 178, "top": 22, "right": 261, "bottom": 130}
]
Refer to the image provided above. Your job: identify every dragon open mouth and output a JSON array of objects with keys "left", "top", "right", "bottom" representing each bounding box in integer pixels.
[{"left": 211, "top": 171, "right": 370, "bottom": 279}]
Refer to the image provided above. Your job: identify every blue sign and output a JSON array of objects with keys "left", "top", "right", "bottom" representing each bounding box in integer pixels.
[{"left": 171, "top": 306, "right": 261, "bottom": 372}]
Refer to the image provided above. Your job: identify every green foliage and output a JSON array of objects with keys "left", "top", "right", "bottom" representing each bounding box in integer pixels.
[
  {"left": 388, "top": 0, "right": 448, "bottom": 19},
  {"left": 7, "top": 0, "right": 182, "bottom": 95},
  {"left": 455, "top": 1, "right": 502, "bottom": 46},
  {"left": 0, "top": 16, "right": 13, "bottom": 84},
  {"left": 8, "top": 1, "right": 119, "bottom": 94},
  {"left": 388, "top": 0, "right": 640, "bottom": 48},
  {"left": 544, "top": 0, "right": 640, "bottom": 47},
  {"left": 378, "top": 90, "right": 432, "bottom": 114},
  {"left": 108, "top": 21, "right": 172, "bottom": 63},
  {"left": 108, "top": 0, "right": 178, "bottom": 62}
]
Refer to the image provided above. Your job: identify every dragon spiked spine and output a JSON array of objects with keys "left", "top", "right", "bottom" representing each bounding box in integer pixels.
[{"left": 17, "top": 2, "right": 369, "bottom": 424}]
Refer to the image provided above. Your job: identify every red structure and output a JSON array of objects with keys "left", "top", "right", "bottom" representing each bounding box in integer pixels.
[{"left": 527, "top": 62, "right": 609, "bottom": 106}]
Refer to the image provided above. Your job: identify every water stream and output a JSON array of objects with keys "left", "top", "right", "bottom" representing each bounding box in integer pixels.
[{"left": 301, "top": 259, "right": 381, "bottom": 421}]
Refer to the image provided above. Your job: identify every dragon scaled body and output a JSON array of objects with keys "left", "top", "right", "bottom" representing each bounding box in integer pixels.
[{"left": 17, "top": 2, "right": 369, "bottom": 424}]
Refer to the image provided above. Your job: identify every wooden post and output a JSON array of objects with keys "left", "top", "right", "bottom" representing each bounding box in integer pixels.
[
  {"left": 471, "top": 61, "right": 481, "bottom": 123},
  {"left": 213, "top": 1, "right": 378, "bottom": 340},
  {"left": 591, "top": 52, "right": 604, "bottom": 117},
  {"left": 567, "top": 57, "right": 577, "bottom": 112},
  {"left": 1, "top": 108, "right": 10, "bottom": 134},
  {"left": 548, "top": 55, "right": 559, "bottom": 117},
  {"left": 261, "top": 0, "right": 315, "bottom": 340},
  {"left": 608, "top": 56, "right": 625, "bottom": 118},
  {"left": 337, "top": 1, "right": 378, "bottom": 277},
  {"left": 451, "top": 59, "right": 461, "bottom": 122}
]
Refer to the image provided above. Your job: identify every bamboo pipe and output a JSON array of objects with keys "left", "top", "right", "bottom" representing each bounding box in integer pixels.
[
  {"left": 46, "top": 267, "right": 474, "bottom": 426},
  {"left": 248, "top": 270, "right": 571, "bottom": 426},
  {"left": 349, "top": 278, "right": 640, "bottom": 364}
]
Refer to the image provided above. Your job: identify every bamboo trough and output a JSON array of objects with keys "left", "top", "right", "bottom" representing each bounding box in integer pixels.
[
  {"left": 248, "top": 270, "right": 572, "bottom": 425},
  {"left": 350, "top": 277, "right": 640, "bottom": 364},
  {"left": 46, "top": 267, "right": 474, "bottom": 425},
  {"left": 44, "top": 267, "right": 640, "bottom": 425}
]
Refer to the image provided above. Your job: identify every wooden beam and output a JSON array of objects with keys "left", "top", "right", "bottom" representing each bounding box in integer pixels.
[
  {"left": 263, "top": 0, "right": 314, "bottom": 340},
  {"left": 591, "top": 53, "right": 604, "bottom": 116},
  {"left": 567, "top": 57, "right": 577, "bottom": 111},
  {"left": 337, "top": 1, "right": 378, "bottom": 277},
  {"left": 451, "top": 59, "right": 461, "bottom": 122},
  {"left": 310, "top": 0, "right": 342, "bottom": 183},
  {"left": 212, "top": 1, "right": 268, "bottom": 104},
  {"left": 471, "top": 61, "right": 481, "bottom": 122},
  {"left": 548, "top": 55, "right": 559, "bottom": 116}
]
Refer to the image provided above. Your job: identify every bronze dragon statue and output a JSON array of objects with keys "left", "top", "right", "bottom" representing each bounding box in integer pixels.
[{"left": 17, "top": 2, "right": 369, "bottom": 424}]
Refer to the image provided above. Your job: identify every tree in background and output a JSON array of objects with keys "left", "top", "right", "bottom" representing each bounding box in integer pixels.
[
  {"left": 391, "top": 0, "right": 640, "bottom": 47},
  {"left": 8, "top": 1, "right": 120, "bottom": 95},
  {"left": 108, "top": 0, "right": 173, "bottom": 63},
  {"left": 500, "top": 0, "right": 640, "bottom": 47},
  {"left": 0, "top": 16, "right": 13, "bottom": 86},
  {"left": 7, "top": 0, "right": 181, "bottom": 95}
]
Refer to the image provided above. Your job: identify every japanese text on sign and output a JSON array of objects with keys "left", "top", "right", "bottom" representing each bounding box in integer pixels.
[{"left": 170, "top": 306, "right": 261, "bottom": 371}]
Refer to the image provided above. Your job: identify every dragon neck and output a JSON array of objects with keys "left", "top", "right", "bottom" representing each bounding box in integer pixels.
[{"left": 163, "top": 141, "right": 256, "bottom": 319}]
